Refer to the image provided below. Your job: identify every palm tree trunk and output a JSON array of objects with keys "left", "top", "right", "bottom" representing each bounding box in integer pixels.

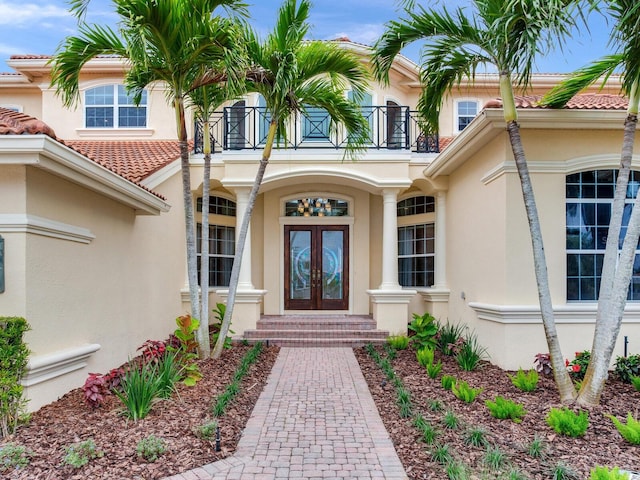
[
  {"left": 211, "top": 120, "right": 277, "bottom": 358},
  {"left": 578, "top": 88, "right": 639, "bottom": 406},
  {"left": 198, "top": 120, "right": 212, "bottom": 358},
  {"left": 176, "top": 97, "right": 201, "bottom": 337}
]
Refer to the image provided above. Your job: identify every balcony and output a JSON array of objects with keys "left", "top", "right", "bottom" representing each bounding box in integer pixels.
[{"left": 193, "top": 105, "right": 439, "bottom": 154}]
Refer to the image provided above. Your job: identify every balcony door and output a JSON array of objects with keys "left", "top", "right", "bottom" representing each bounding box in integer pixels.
[{"left": 284, "top": 225, "right": 349, "bottom": 310}]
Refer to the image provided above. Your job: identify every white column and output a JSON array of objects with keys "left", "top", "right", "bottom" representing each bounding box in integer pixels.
[
  {"left": 379, "top": 188, "right": 401, "bottom": 290},
  {"left": 434, "top": 190, "right": 447, "bottom": 289},
  {"left": 235, "top": 188, "right": 254, "bottom": 290}
]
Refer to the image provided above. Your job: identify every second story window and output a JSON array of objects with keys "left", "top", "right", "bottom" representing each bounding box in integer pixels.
[
  {"left": 85, "top": 85, "right": 147, "bottom": 128},
  {"left": 456, "top": 100, "right": 478, "bottom": 132}
]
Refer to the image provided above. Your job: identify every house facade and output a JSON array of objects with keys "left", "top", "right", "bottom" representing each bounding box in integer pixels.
[{"left": 1, "top": 42, "right": 639, "bottom": 411}]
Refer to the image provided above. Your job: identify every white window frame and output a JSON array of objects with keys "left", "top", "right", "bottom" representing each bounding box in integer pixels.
[
  {"left": 454, "top": 98, "right": 480, "bottom": 133},
  {"left": 84, "top": 84, "right": 148, "bottom": 129}
]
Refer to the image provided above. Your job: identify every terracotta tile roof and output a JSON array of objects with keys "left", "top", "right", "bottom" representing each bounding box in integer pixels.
[
  {"left": 9, "top": 54, "right": 53, "bottom": 60},
  {"left": 0, "top": 107, "right": 56, "bottom": 137},
  {"left": 439, "top": 136, "right": 454, "bottom": 151},
  {"left": 485, "top": 93, "right": 628, "bottom": 110},
  {"left": 64, "top": 140, "right": 181, "bottom": 184}
]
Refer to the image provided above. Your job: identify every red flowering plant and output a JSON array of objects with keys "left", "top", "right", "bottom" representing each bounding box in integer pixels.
[{"left": 567, "top": 350, "right": 590, "bottom": 382}]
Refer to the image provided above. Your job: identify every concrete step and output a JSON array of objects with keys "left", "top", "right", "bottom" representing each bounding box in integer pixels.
[
  {"left": 257, "top": 315, "right": 377, "bottom": 331},
  {"left": 242, "top": 337, "right": 388, "bottom": 348},
  {"left": 244, "top": 329, "right": 389, "bottom": 340}
]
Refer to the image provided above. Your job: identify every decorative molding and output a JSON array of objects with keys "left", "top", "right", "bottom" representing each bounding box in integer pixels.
[
  {"left": 23, "top": 343, "right": 101, "bottom": 387},
  {"left": 418, "top": 288, "right": 450, "bottom": 303},
  {"left": 216, "top": 289, "right": 268, "bottom": 304},
  {"left": 468, "top": 302, "right": 640, "bottom": 324},
  {"left": 0, "top": 214, "right": 95, "bottom": 244},
  {"left": 367, "top": 289, "right": 417, "bottom": 304}
]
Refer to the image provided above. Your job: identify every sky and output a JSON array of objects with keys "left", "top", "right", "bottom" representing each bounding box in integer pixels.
[{"left": 0, "top": 0, "right": 613, "bottom": 74}]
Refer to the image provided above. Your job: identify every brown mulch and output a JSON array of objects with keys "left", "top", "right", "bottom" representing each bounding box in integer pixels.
[
  {"left": 1, "top": 344, "right": 279, "bottom": 480},
  {"left": 355, "top": 346, "right": 640, "bottom": 479}
]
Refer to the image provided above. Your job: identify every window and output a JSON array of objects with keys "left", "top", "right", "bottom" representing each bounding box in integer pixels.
[
  {"left": 566, "top": 169, "right": 640, "bottom": 301},
  {"left": 398, "top": 196, "right": 435, "bottom": 217},
  {"left": 398, "top": 224, "right": 435, "bottom": 287},
  {"left": 197, "top": 196, "right": 236, "bottom": 217},
  {"left": 197, "top": 224, "right": 235, "bottom": 287},
  {"left": 456, "top": 100, "right": 478, "bottom": 132},
  {"left": 284, "top": 197, "right": 349, "bottom": 217},
  {"left": 85, "top": 85, "right": 147, "bottom": 128}
]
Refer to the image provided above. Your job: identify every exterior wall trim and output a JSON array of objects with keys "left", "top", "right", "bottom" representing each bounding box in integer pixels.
[
  {"left": 23, "top": 343, "right": 101, "bottom": 387},
  {"left": 0, "top": 214, "right": 96, "bottom": 244},
  {"left": 469, "top": 302, "right": 640, "bottom": 324}
]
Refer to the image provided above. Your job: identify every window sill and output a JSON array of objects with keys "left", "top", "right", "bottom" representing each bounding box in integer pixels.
[{"left": 76, "top": 128, "right": 155, "bottom": 137}]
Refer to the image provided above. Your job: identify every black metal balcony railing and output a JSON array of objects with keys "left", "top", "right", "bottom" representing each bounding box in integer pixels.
[{"left": 193, "top": 105, "right": 439, "bottom": 154}]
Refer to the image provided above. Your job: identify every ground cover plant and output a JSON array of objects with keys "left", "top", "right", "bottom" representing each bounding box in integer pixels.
[
  {"left": 355, "top": 345, "right": 640, "bottom": 479},
  {"left": 0, "top": 344, "right": 278, "bottom": 479}
]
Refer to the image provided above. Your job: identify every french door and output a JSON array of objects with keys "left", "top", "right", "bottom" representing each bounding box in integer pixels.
[{"left": 284, "top": 225, "right": 349, "bottom": 310}]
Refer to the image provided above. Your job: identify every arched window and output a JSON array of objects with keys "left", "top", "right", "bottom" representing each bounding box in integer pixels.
[
  {"left": 397, "top": 196, "right": 436, "bottom": 287},
  {"left": 566, "top": 169, "right": 640, "bottom": 301},
  {"left": 85, "top": 85, "right": 147, "bottom": 128}
]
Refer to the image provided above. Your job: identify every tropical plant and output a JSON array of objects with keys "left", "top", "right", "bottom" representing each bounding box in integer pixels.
[
  {"left": 387, "top": 334, "right": 410, "bottom": 350},
  {"left": 534, "top": 353, "right": 553, "bottom": 375},
  {"left": 546, "top": 407, "right": 589, "bottom": 437},
  {"left": 211, "top": 0, "right": 370, "bottom": 357},
  {"left": 548, "top": 461, "right": 579, "bottom": 480},
  {"left": 614, "top": 354, "right": 640, "bottom": 383},
  {"left": 408, "top": 312, "right": 439, "bottom": 350},
  {"left": 631, "top": 375, "right": 640, "bottom": 392},
  {"left": 51, "top": 0, "right": 249, "bottom": 359},
  {"left": 416, "top": 347, "right": 435, "bottom": 367},
  {"left": 464, "top": 426, "right": 488, "bottom": 447},
  {"left": 441, "top": 375, "right": 456, "bottom": 390},
  {"left": 156, "top": 350, "right": 183, "bottom": 399},
  {"left": 62, "top": 438, "right": 103, "bottom": 468},
  {"left": 567, "top": 350, "right": 590, "bottom": 381},
  {"left": 483, "top": 445, "right": 507, "bottom": 471},
  {"left": 509, "top": 368, "right": 539, "bottom": 392},
  {"left": 436, "top": 320, "right": 466, "bottom": 356},
  {"left": 82, "top": 373, "right": 107, "bottom": 409},
  {"left": 451, "top": 380, "right": 483, "bottom": 403},
  {"left": 485, "top": 396, "right": 527, "bottom": 423},
  {"left": 373, "top": 0, "right": 594, "bottom": 403},
  {"left": 526, "top": 435, "right": 546, "bottom": 458},
  {"left": 0, "top": 317, "right": 30, "bottom": 439},
  {"left": 590, "top": 466, "right": 632, "bottom": 480},
  {"left": 136, "top": 435, "right": 167, "bottom": 462},
  {"left": 443, "top": 410, "right": 459, "bottom": 429},
  {"left": 431, "top": 443, "right": 452, "bottom": 464},
  {"left": 606, "top": 412, "right": 640, "bottom": 445},
  {"left": 541, "top": 0, "right": 640, "bottom": 406},
  {"left": 0, "top": 443, "right": 30, "bottom": 471},
  {"left": 426, "top": 360, "right": 443, "bottom": 379},
  {"left": 456, "top": 333, "right": 488, "bottom": 371},
  {"left": 210, "top": 303, "right": 234, "bottom": 350},
  {"left": 113, "top": 362, "right": 162, "bottom": 421}
]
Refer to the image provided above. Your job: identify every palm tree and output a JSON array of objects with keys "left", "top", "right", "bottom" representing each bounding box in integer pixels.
[
  {"left": 542, "top": 0, "right": 640, "bottom": 406},
  {"left": 51, "top": 0, "right": 248, "bottom": 358},
  {"left": 372, "top": 0, "right": 595, "bottom": 403},
  {"left": 210, "top": 0, "right": 371, "bottom": 358}
]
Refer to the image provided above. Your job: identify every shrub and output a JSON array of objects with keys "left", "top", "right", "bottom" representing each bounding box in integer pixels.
[
  {"left": 546, "top": 407, "right": 589, "bottom": 437},
  {"left": 452, "top": 380, "right": 482, "bottom": 403},
  {"left": 408, "top": 312, "right": 439, "bottom": 350},
  {"left": 413, "top": 414, "right": 438, "bottom": 444},
  {"left": 485, "top": 396, "right": 527, "bottom": 423},
  {"left": 63, "top": 438, "right": 103, "bottom": 468},
  {"left": 431, "top": 443, "right": 452, "bottom": 464},
  {"left": 436, "top": 320, "right": 467, "bottom": 356},
  {"left": 441, "top": 375, "right": 456, "bottom": 391},
  {"left": 590, "top": 466, "right": 632, "bottom": 480},
  {"left": 534, "top": 353, "right": 552, "bottom": 375},
  {"left": 631, "top": 376, "right": 640, "bottom": 392},
  {"left": 156, "top": 350, "right": 182, "bottom": 399},
  {"left": 509, "top": 368, "right": 539, "bottom": 392},
  {"left": 426, "top": 361, "right": 443, "bottom": 379},
  {"left": 483, "top": 445, "right": 507, "bottom": 471},
  {"left": 606, "top": 412, "right": 640, "bottom": 445},
  {"left": 446, "top": 459, "right": 469, "bottom": 480},
  {"left": 0, "top": 317, "right": 30, "bottom": 439},
  {"left": 387, "top": 335, "right": 410, "bottom": 350},
  {"left": 136, "top": 435, "right": 167, "bottom": 462},
  {"left": 211, "top": 303, "right": 234, "bottom": 350},
  {"left": 0, "top": 443, "right": 30, "bottom": 471},
  {"left": 416, "top": 347, "right": 435, "bottom": 367},
  {"left": 567, "top": 350, "right": 590, "bottom": 381},
  {"left": 548, "top": 461, "right": 579, "bottom": 480},
  {"left": 456, "top": 332, "right": 488, "bottom": 371},
  {"left": 137, "top": 339, "right": 166, "bottom": 364},
  {"left": 614, "top": 354, "right": 640, "bottom": 384},
  {"left": 114, "top": 361, "right": 161, "bottom": 421},
  {"left": 464, "top": 427, "right": 488, "bottom": 447},
  {"left": 83, "top": 373, "right": 107, "bottom": 409},
  {"left": 195, "top": 420, "right": 218, "bottom": 441},
  {"left": 396, "top": 387, "right": 413, "bottom": 418},
  {"left": 443, "top": 410, "right": 459, "bottom": 429},
  {"left": 170, "top": 315, "right": 202, "bottom": 386}
]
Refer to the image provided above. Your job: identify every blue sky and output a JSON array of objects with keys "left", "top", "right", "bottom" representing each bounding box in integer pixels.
[{"left": 0, "top": 0, "right": 612, "bottom": 74}]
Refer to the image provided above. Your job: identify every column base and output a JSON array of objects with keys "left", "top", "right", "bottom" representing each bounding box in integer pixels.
[
  {"left": 215, "top": 289, "right": 267, "bottom": 335},
  {"left": 367, "top": 289, "right": 417, "bottom": 335}
]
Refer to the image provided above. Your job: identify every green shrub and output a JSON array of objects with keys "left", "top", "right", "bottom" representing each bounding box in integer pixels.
[
  {"left": 63, "top": 438, "right": 103, "bottom": 468},
  {"left": 426, "top": 361, "right": 443, "bottom": 379},
  {"left": 509, "top": 368, "right": 539, "bottom": 392},
  {"left": 429, "top": 399, "right": 444, "bottom": 412},
  {"left": 195, "top": 420, "right": 218, "bottom": 441},
  {"left": 408, "top": 312, "right": 439, "bottom": 350},
  {"left": 0, "top": 317, "right": 30, "bottom": 439},
  {"left": 590, "top": 466, "right": 632, "bottom": 480},
  {"left": 485, "top": 396, "right": 527, "bottom": 423},
  {"left": 567, "top": 350, "right": 590, "bottom": 381},
  {"left": 0, "top": 443, "right": 30, "bottom": 471},
  {"left": 384, "top": 343, "right": 397, "bottom": 360},
  {"left": 614, "top": 354, "right": 640, "bottom": 384},
  {"left": 387, "top": 335, "right": 410, "bottom": 350},
  {"left": 631, "top": 376, "right": 640, "bottom": 392},
  {"left": 446, "top": 459, "right": 470, "bottom": 480},
  {"left": 114, "top": 361, "right": 161, "bottom": 421},
  {"left": 416, "top": 347, "right": 435, "bottom": 367},
  {"left": 413, "top": 414, "right": 438, "bottom": 444},
  {"left": 546, "top": 407, "right": 589, "bottom": 437},
  {"left": 456, "top": 332, "right": 488, "bottom": 371},
  {"left": 136, "top": 435, "right": 167, "bottom": 462},
  {"left": 527, "top": 435, "right": 545, "bottom": 458},
  {"left": 156, "top": 351, "right": 182, "bottom": 399},
  {"left": 441, "top": 375, "right": 456, "bottom": 390},
  {"left": 396, "top": 387, "right": 413, "bottom": 418},
  {"left": 211, "top": 303, "right": 234, "bottom": 350},
  {"left": 451, "top": 380, "right": 482, "bottom": 403},
  {"left": 606, "top": 412, "right": 640, "bottom": 445},
  {"left": 431, "top": 443, "right": 452, "bottom": 464},
  {"left": 437, "top": 320, "right": 466, "bottom": 356}
]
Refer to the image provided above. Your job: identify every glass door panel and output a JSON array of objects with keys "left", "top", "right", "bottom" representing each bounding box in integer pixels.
[
  {"left": 290, "top": 230, "right": 311, "bottom": 300},
  {"left": 322, "top": 230, "right": 343, "bottom": 300}
]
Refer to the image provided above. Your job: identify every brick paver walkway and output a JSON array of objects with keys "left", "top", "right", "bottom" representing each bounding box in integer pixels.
[{"left": 162, "top": 347, "right": 407, "bottom": 479}]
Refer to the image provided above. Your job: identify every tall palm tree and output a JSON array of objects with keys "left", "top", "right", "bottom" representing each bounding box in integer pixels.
[
  {"left": 372, "top": 0, "right": 594, "bottom": 403},
  {"left": 51, "top": 0, "right": 247, "bottom": 358},
  {"left": 542, "top": 0, "right": 640, "bottom": 406},
  {"left": 210, "top": 0, "right": 371, "bottom": 358}
]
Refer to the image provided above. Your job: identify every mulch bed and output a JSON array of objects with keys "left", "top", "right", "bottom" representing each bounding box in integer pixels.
[
  {"left": 1, "top": 344, "right": 279, "bottom": 480},
  {"left": 354, "top": 346, "right": 640, "bottom": 479}
]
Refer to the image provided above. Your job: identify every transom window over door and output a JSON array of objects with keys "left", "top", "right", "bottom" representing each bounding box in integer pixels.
[
  {"left": 85, "top": 85, "right": 147, "bottom": 128},
  {"left": 566, "top": 169, "right": 640, "bottom": 301}
]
